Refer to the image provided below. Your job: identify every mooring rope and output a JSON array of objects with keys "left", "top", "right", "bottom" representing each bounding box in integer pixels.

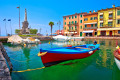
[{"left": 11, "top": 66, "right": 45, "bottom": 73}]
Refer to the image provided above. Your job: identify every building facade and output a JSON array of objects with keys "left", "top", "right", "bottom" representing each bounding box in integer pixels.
[
  {"left": 83, "top": 11, "right": 98, "bottom": 37},
  {"left": 63, "top": 13, "right": 87, "bottom": 36},
  {"left": 97, "top": 5, "right": 120, "bottom": 36}
]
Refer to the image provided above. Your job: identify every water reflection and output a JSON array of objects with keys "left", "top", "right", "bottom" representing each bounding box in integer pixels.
[{"left": 3, "top": 39, "right": 120, "bottom": 80}]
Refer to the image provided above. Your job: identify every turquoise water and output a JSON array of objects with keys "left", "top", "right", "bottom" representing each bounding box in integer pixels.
[{"left": 3, "top": 39, "right": 120, "bottom": 80}]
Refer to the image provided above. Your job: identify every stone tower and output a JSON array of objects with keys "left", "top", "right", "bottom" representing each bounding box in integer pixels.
[{"left": 21, "top": 9, "right": 30, "bottom": 34}]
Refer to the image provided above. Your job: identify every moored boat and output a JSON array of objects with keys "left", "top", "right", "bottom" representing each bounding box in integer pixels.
[
  {"left": 38, "top": 43, "right": 100, "bottom": 67},
  {"left": 53, "top": 35, "right": 70, "bottom": 41},
  {"left": 113, "top": 49, "right": 120, "bottom": 70}
]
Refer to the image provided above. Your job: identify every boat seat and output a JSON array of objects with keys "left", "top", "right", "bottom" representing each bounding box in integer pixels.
[
  {"left": 88, "top": 46, "right": 95, "bottom": 49},
  {"left": 75, "top": 47, "right": 91, "bottom": 50}
]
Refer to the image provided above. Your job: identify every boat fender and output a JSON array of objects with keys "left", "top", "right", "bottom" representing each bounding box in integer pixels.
[
  {"left": 116, "top": 45, "right": 119, "bottom": 49},
  {"left": 118, "top": 48, "right": 120, "bottom": 54},
  {"left": 89, "top": 51, "right": 93, "bottom": 54},
  {"left": 38, "top": 52, "right": 47, "bottom": 56},
  {"left": 67, "top": 45, "right": 72, "bottom": 47}
]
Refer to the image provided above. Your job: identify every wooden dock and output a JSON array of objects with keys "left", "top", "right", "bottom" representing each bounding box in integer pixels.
[
  {"left": 0, "top": 42, "right": 12, "bottom": 80},
  {"left": 0, "top": 36, "right": 9, "bottom": 43}
]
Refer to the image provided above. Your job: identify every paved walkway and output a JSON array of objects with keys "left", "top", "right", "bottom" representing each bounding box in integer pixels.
[
  {"left": 85, "top": 37, "right": 120, "bottom": 40},
  {"left": 0, "top": 50, "right": 11, "bottom": 80}
]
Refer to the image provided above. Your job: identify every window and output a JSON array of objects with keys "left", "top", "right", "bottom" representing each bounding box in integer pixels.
[
  {"left": 72, "top": 27, "right": 73, "bottom": 30},
  {"left": 65, "top": 27, "right": 66, "bottom": 30},
  {"left": 65, "top": 17, "right": 66, "bottom": 20},
  {"left": 75, "top": 21, "right": 77, "bottom": 24},
  {"left": 80, "top": 26, "right": 82, "bottom": 29},
  {"left": 109, "top": 13, "right": 113, "bottom": 18},
  {"left": 91, "top": 24, "right": 93, "bottom": 27},
  {"left": 80, "top": 20, "right": 82, "bottom": 23},
  {"left": 84, "top": 18, "right": 88, "bottom": 21},
  {"left": 75, "top": 15, "right": 77, "bottom": 18},
  {"left": 100, "top": 15, "right": 103, "bottom": 19},
  {"left": 95, "top": 32, "right": 97, "bottom": 35},
  {"left": 117, "top": 19, "right": 120, "bottom": 24},
  {"left": 75, "top": 26, "right": 77, "bottom": 30},
  {"left": 95, "top": 24, "right": 97, "bottom": 27},
  {"left": 90, "top": 17, "right": 93, "bottom": 20},
  {"left": 94, "top": 17, "right": 97, "bottom": 20},
  {"left": 65, "top": 22, "right": 66, "bottom": 25},
  {"left": 72, "top": 16, "right": 74, "bottom": 19},
  {"left": 118, "top": 30, "right": 120, "bottom": 34},
  {"left": 69, "top": 21, "right": 71, "bottom": 24},
  {"left": 85, "top": 25, "right": 87, "bottom": 27},
  {"left": 117, "top": 10, "right": 120, "bottom": 16},
  {"left": 72, "top": 21, "right": 74, "bottom": 24},
  {"left": 69, "top": 27, "right": 71, "bottom": 30},
  {"left": 69, "top": 17, "right": 71, "bottom": 19},
  {"left": 108, "top": 22, "right": 112, "bottom": 26},
  {"left": 100, "top": 23, "right": 103, "bottom": 27},
  {"left": 80, "top": 15, "right": 82, "bottom": 17}
]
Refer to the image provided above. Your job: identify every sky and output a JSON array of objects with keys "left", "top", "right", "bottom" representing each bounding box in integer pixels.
[{"left": 0, "top": 0, "right": 120, "bottom": 36}]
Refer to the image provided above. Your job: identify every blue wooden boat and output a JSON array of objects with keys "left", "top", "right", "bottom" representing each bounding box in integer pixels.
[{"left": 38, "top": 44, "right": 100, "bottom": 66}]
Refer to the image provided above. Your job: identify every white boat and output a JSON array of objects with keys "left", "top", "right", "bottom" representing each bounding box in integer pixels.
[
  {"left": 115, "top": 58, "right": 120, "bottom": 70},
  {"left": 113, "top": 49, "right": 120, "bottom": 70},
  {"left": 53, "top": 35, "right": 70, "bottom": 41}
]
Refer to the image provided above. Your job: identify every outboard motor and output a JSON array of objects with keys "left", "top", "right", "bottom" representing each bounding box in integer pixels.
[{"left": 94, "top": 40, "right": 97, "bottom": 45}]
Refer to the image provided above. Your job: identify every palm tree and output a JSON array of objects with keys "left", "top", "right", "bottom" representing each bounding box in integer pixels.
[{"left": 49, "top": 22, "right": 54, "bottom": 38}]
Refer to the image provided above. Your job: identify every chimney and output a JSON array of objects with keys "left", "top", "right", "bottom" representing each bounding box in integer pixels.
[
  {"left": 89, "top": 11, "right": 92, "bottom": 14},
  {"left": 93, "top": 10, "right": 95, "bottom": 13},
  {"left": 112, "top": 5, "right": 115, "bottom": 8}
]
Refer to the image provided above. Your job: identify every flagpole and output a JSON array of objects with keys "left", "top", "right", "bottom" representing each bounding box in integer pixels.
[
  {"left": 10, "top": 20, "right": 12, "bottom": 35},
  {"left": 19, "top": 6, "right": 20, "bottom": 29},
  {"left": 5, "top": 20, "right": 7, "bottom": 36}
]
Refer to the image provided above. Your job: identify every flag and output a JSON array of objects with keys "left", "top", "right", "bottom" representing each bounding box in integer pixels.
[
  {"left": 3, "top": 19, "right": 6, "bottom": 21},
  {"left": 17, "top": 7, "right": 20, "bottom": 8},
  {"left": 8, "top": 19, "right": 11, "bottom": 21}
]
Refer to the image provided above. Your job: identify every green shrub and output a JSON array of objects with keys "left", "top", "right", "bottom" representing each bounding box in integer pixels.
[
  {"left": 15, "top": 29, "right": 20, "bottom": 34},
  {"left": 30, "top": 29, "right": 38, "bottom": 34}
]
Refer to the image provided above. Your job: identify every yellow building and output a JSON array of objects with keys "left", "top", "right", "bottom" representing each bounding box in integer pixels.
[{"left": 97, "top": 5, "right": 120, "bottom": 36}]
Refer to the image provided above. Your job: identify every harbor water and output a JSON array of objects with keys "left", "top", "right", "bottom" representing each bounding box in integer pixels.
[{"left": 3, "top": 39, "right": 120, "bottom": 80}]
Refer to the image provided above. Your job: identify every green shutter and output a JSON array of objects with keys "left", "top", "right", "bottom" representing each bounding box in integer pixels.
[
  {"left": 69, "top": 22, "right": 70, "bottom": 24},
  {"left": 95, "top": 24, "right": 97, "bottom": 27},
  {"left": 117, "top": 10, "right": 120, "bottom": 16},
  {"left": 91, "top": 24, "right": 93, "bottom": 27},
  {"left": 80, "top": 20, "right": 82, "bottom": 23},
  {"left": 81, "top": 26, "right": 82, "bottom": 29},
  {"left": 65, "top": 17, "right": 66, "bottom": 20},
  {"left": 69, "top": 27, "right": 70, "bottom": 30},
  {"left": 65, "top": 27, "right": 66, "bottom": 30},
  {"left": 72, "top": 21, "right": 74, "bottom": 24},
  {"left": 65, "top": 22, "right": 66, "bottom": 25},
  {"left": 72, "top": 16, "right": 74, "bottom": 19},
  {"left": 69, "top": 17, "right": 71, "bottom": 19},
  {"left": 75, "top": 15, "right": 77, "bottom": 18},
  {"left": 80, "top": 32, "right": 82, "bottom": 36},
  {"left": 80, "top": 15, "right": 82, "bottom": 17},
  {"left": 85, "top": 25, "right": 87, "bottom": 27},
  {"left": 72, "top": 27, "right": 73, "bottom": 30}
]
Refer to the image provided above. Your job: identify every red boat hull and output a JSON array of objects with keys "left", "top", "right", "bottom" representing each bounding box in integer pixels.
[{"left": 41, "top": 49, "right": 97, "bottom": 66}]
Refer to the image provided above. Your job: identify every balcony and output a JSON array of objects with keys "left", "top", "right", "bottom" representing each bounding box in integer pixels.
[
  {"left": 67, "top": 29, "right": 77, "bottom": 32},
  {"left": 100, "top": 18, "right": 103, "bottom": 21},
  {"left": 100, "top": 24, "right": 112, "bottom": 28},
  {"left": 109, "top": 16, "right": 113, "bottom": 19},
  {"left": 83, "top": 27, "right": 97, "bottom": 30},
  {"left": 67, "top": 23, "right": 78, "bottom": 26}
]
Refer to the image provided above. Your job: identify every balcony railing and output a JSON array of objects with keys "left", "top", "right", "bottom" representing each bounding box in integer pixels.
[
  {"left": 83, "top": 27, "right": 97, "bottom": 30},
  {"left": 67, "top": 23, "right": 78, "bottom": 26},
  {"left": 67, "top": 29, "right": 77, "bottom": 32},
  {"left": 100, "top": 24, "right": 113, "bottom": 28}
]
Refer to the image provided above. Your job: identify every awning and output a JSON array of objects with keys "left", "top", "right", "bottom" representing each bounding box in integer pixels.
[
  {"left": 83, "top": 30, "right": 94, "bottom": 33},
  {"left": 84, "top": 22, "right": 97, "bottom": 25},
  {"left": 97, "top": 27, "right": 120, "bottom": 31}
]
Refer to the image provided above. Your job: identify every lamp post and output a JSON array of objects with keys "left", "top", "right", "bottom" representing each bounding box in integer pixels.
[{"left": 57, "top": 21, "right": 61, "bottom": 34}]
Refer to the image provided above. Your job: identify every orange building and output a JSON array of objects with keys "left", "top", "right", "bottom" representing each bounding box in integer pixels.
[
  {"left": 83, "top": 11, "right": 98, "bottom": 37},
  {"left": 63, "top": 12, "right": 87, "bottom": 37}
]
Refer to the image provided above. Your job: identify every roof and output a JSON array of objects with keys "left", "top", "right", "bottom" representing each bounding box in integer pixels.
[
  {"left": 83, "top": 12, "right": 98, "bottom": 16},
  {"left": 63, "top": 12, "right": 87, "bottom": 17}
]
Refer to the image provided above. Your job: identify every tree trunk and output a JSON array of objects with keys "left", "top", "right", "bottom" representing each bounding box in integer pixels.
[{"left": 51, "top": 25, "right": 52, "bottom": 39}]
